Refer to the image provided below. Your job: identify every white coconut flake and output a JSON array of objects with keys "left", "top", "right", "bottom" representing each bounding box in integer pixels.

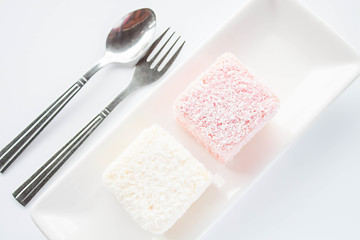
[{"left": 102, "top": 125, "right": 212, "bottom": 235}]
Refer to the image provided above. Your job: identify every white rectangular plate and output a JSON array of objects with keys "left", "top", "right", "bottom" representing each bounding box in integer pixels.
[{"left": 31, "top": 0, "right": 360, "bottom": 239}]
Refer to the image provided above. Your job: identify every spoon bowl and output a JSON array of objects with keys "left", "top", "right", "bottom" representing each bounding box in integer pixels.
[{"left": 105, "top": 8, "right": 156, "bottom": 63}]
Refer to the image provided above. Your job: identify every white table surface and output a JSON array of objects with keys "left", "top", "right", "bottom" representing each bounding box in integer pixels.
[{"left": 0, "top": 0, "right": 359, "bottom": 239}]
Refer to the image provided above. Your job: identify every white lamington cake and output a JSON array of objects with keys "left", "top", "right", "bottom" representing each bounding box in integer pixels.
[{"left": 102, "top": 124, "right": 212, "bottom": 235}]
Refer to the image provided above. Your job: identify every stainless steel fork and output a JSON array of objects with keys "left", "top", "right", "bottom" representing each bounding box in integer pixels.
[{"left": 13, "top": 28, "right": 185, "bottom": 206}]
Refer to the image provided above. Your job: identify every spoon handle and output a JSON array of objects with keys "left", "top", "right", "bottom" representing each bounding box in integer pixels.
[
  {"left": 0, "top": 62, "right": 105, "bottom": 173},
  {"left": 0, "top": 80, "right": 85, "bottom": 173}
]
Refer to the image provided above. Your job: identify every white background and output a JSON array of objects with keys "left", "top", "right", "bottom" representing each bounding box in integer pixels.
[{"left": 0, "top": 0, "right": 359, "bottom": 239}]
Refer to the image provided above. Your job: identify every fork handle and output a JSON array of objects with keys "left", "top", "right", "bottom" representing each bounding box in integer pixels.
[
  {"left": 0, "top": 79, "right": 88, "bottom": 173},
  {"left": 13, "top": 83, "right": 134, "bottom": 206},
  {"left": 13, "top": 108, "right": 111, "bottom": 206}
]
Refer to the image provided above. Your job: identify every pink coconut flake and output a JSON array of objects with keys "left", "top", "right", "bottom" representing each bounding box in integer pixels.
[{"left": 174, "top": 53, "right": 280, "bottom": 163}]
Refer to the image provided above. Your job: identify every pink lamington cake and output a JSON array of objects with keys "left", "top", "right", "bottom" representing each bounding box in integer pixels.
[{"left": 174, "top": 53, "right": 280, "bottom": 163}]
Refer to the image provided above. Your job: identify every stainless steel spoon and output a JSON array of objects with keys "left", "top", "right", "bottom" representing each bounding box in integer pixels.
[{"left": 0, "top": 8, "right": 156, "bottom": 172}]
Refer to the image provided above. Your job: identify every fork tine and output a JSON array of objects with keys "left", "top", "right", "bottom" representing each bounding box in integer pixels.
[
  {"left": 154, "top": 36, "right": 180, "bottom": 70},
  {"left": 139, "top": 28, "right": 170, "bottom": 62},
  {"left": 159, "top": 41, "right": 185, "bottom": 73},
  {"left": 148, "top": 32, "right": 175, "bottom": 64}
]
